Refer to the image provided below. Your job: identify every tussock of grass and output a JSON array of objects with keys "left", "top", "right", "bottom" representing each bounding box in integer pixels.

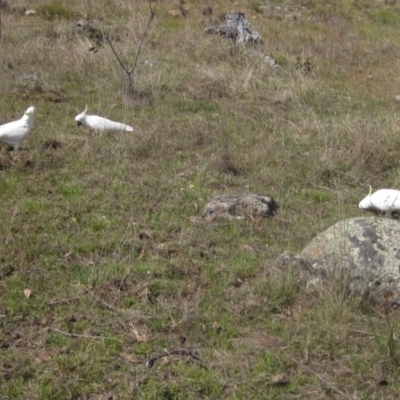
[{"left": 1, "top": 0, "right": 400, "bottom": 398}]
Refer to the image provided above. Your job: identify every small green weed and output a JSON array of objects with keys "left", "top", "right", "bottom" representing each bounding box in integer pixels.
[{"left": 369, "top": 8, "right": 399, "bottom": 24}]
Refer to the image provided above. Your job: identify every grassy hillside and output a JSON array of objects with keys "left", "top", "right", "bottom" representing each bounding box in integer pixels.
[{"left": 1, "top": 0, "right": 400, "bottom": 398}]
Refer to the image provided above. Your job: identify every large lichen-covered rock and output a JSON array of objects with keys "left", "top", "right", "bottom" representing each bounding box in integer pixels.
[
  {"left": 270, "top": 217, "right": 400, "bottom": 307},
  {"left": 195, "top": 193, "right": 278, "bottom": 223}
]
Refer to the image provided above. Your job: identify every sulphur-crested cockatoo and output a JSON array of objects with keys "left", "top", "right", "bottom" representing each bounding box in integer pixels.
[
  {"left": 0, "top": 106, "right": 36, "bottom": 150},
  {"left": 359, "top": 186, "right": 400, "bottom": 214},
  {"left": 75, "top": 106, "right": 134, "bottom": 132}
]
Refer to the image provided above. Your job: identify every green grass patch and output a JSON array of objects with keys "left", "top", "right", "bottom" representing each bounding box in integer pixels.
[
  {"left": 1, "top": 0, "right": 400, "bottom": 398},
  {"left": 37, "top": 1, "right": 75, "bottom": 20},
  {"left": 369, "top": 8, "right": 399, "bottom": 24}
]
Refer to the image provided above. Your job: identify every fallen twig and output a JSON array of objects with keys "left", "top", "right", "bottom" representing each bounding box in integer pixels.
[
  {"left": 285, "top": 354, "right": 349, "bottom": 399},
  {"left": 49, "top": 328, "right": 124, "bottom": 343},
  {"left": 146, "top": 347, "right": 206, "bottom": 369},
  {"left": 80, "top": 284, "right": 119, "bottom": 311}
]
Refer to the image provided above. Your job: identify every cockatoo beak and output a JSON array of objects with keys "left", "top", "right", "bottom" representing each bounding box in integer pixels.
[{"left": 77, "top": 121, "right": 83, "bottom": 127}]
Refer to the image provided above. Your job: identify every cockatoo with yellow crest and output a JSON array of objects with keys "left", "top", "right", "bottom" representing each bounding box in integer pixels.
[
  {"left": 359, "top": 186, "right": 400, "bottom": 215},
  {"left": 75, "top": 106, "right": 134, "bottom": 132},
  {"left": 0, "top": 106, "right": 36, "bottom": 150}
]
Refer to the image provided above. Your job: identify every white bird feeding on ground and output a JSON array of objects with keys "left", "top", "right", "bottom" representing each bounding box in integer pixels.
[
  {"left": 359, "top": 186, "right": 400, "bottom": 215},
  {"left": 75, "top": 106, "right": 134, "bottom": 132},
  {"left": 0, "top": 106, "right": 36, "bottom": 150}
]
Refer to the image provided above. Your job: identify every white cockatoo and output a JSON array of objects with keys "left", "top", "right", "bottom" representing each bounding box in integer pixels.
[
  {"left": 75, "top": 106, "right": 134, "bottom": 132},
  {"left": 0, "top": 106, "right": 36, "bottom": 150},
  {"left": 359, "top": 186, "right": 400, "bottom": 214}
]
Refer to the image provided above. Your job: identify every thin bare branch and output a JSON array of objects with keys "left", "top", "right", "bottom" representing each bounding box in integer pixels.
[
  {"left": 128, "top": 0, "right": 156, "bottom": 74},
  {"left": 105, "top": 36, "right": 129, "bottom": 75}
]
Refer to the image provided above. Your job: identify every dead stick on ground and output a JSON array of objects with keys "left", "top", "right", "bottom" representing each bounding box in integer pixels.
[
  {"left": 285, "top": 354, "right": 349, "bottom": 399},
  {"left": 81, "top": 284, "right": 118, "bottom": 311},
  {"left": 49, "top": 328, "right": 124, "bottom": 343},
  {"left": 146, "top": 348, "right": 206, "bottom": 369}
]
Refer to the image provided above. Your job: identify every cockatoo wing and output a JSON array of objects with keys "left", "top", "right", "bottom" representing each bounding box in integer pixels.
[
  {"left": 370, "top": 189, "right": 400, "bottom": 212},
  {"left": 86, "top": 115, "right": 134, "bottom": 132},
  {"left": 0, "top": 120, "right": 30, "bottom": 150}
]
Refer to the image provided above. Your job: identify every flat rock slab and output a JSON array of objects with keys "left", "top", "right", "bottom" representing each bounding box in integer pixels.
[
  {"left": 270, "top": 217, "right": 400, "bottom": 307},
  {"left": 195, "top": 193, "right": 278, "bottom": 223}
]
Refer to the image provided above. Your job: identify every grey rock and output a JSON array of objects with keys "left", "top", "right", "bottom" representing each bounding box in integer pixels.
[
  {"left": 204, "top": 10, "right": 279, "bottom": 68},
  {"left": 270, "top": 217, "right": 400, "bottom": 307},
  {"left": 204, "top": 10, "right": 263, "bottom": 44},
  {"left": 267, "top": 251, "right": 317, "bottom": 285},
  {"left": 75, "top": 18, "right": 120, "bottom": 51},
  {"left": 195, "top": 193, "right": 278, "bottom": 223}
]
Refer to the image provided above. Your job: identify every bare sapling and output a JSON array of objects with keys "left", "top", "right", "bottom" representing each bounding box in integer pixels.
[{"left": 104, "top": 0, "right": 158, "bottom": 96}]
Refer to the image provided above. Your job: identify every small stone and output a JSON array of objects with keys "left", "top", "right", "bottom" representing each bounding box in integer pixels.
[{"left": 168, "top": 9, "right": 180, "bottom": 17}]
